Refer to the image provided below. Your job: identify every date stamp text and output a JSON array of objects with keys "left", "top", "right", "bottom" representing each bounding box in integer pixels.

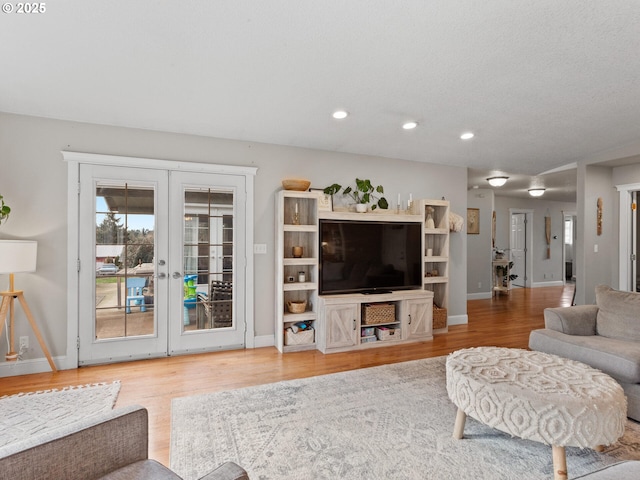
[{"left": 2, "top": 3, "right": 46, "bottom": 14}]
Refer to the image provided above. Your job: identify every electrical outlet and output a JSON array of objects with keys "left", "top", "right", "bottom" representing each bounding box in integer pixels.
[
  {"left": 19, "top": 336, "right": 29, "bottom": 350},
  {"left": 478, "top": 282, "right": 482, "bottom": 288}
]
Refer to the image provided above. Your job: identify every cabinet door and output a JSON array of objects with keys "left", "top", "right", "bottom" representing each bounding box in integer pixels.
[
  {"left": 325, "top": 304, "right": 358, "bottom": 349},
  {"left": 406, "top": 298, "right": 432, "bottom": 339}
]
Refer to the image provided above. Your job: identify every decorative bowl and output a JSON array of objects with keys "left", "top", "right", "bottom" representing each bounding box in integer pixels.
[{"left": 282, "top": 178, "right": 311, "bottom": 191}]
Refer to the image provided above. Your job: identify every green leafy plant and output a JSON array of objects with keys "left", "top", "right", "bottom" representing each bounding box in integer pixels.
[
  {"left": 496, "top": 261, "right": 518, "bottom": 282},
  {"left": 0, "top": 195, "right": 10, "bottom": 226},
  {"left": 323, "top": 178, "right": 389, "bottom": 210}
]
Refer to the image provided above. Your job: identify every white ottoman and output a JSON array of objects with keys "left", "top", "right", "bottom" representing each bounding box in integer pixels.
[{"left": 446, "top": 347, "right": 627, "bottom": 480}]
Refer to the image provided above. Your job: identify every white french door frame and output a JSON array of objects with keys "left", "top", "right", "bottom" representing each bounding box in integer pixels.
[
  {"left": 617, "top": 182, "right": 640, "bottom": 291},
  {"left": 63, "top": 151, "right": 256, "bottom": 368}
]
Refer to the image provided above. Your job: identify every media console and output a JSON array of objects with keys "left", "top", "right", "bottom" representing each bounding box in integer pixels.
[
  {"left": 275, "top": 190, "right": 449, "bottom": 353},
  {"left": 316, "top": 289, "right": 433, "bottom": 353}
]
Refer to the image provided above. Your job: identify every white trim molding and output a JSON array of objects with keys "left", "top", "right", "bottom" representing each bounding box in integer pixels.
[{"left": 616, "top": 182, "right": 640, "bottom": 291}]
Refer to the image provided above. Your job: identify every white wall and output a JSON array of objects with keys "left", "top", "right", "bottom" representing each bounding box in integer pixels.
[
  {"left": 0, "top": 112, "right": 468, "bottom": 371},
  {"left": 466, "top": 188, "right": 494, "bottom": 298},
  {"left": 575, "top": 164, "right": 618, "bottom": 305}
]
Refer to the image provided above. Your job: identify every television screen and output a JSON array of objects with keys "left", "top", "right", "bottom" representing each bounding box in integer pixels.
[{"left": 319, "top": 219, "right": 422, "bottom": 295}]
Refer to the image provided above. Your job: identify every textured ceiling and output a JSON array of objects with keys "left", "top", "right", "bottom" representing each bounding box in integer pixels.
[{"left": 1, "top": 1, "right": 640, "bottom": 201}]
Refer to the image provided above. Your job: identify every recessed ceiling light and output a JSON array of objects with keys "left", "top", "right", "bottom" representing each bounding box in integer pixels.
[
  {"left": 528, "top": 188, "right": 546, "bottom": 197},
  {"left": 332, "top": 110, "right": 348, "bottom": 120},
  {"left": 487, "top": 176, "right": 509, "bottom": 187},
  {"left": 460, "top": 132, "right": 475, "bottom": 140},
  {"left": 402, "top": 121, "right": 418, "bottom": 130}
]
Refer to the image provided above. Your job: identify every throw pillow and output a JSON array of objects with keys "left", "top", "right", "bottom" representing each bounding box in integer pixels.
[{"left": 595, "top": 284, "right": 640, "bottom": 341}]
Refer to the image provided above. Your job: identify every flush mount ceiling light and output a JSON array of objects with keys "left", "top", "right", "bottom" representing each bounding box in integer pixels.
[
  {"left": 487, "top": 176, "right": 509, "bottom": 187},
  {"left": 402, "top": 121, "right": 418, "bottom": 130},
  {"left": 332, "top": 110, "right": 348, "bottom": 119},
  {"left": 460, "top": 132, "right": 475, "bottom": 140},
  {"left": 528, "top": 188, "right": 546, "bottom": 197}
]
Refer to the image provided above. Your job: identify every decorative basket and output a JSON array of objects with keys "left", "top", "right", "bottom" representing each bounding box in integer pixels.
[
  {"left": 282, "top": 178, "right": 311, "bottom": 191},
  {"left": 287, "top": 300, "right": 307, "bottom": 314},
  {"left": 433, "top": 305, "right": 447, "bottom": 329},
  {"left": 362, "top": 303, "right": 396, "bottom": 325},
  {"left": 375, "top": 326, "right": 401, "bottom": 341},
  {"left": 285, "top": 328, "right": 314, "bottom": 345}
]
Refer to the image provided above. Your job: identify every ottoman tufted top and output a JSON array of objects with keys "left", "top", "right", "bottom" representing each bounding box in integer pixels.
[{"left": 446, "top": 347, "right": 627, "bottom": 448}]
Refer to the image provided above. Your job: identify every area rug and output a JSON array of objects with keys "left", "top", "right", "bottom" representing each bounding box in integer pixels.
[
  {"left": 0, "top": 381, "right": 120, "bottom": 447},
  {"left": 170, "top": 357, "right": 640, "bottom": 479}
]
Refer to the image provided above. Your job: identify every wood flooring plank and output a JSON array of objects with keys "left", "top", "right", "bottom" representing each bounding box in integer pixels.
[{"left": 0, "top": 285, "right": 572, "bottom": 467}]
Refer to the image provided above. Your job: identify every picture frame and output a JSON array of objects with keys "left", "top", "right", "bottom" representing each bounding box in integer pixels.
[
  {"left": 311, "top": 188, "right": 333, "bottom": 211},
  {"left": 467, "top": 208, "right": 479, "bottom": 234}
]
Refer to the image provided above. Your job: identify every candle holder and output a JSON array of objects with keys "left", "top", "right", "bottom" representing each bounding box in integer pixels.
[{"left": 292, "top": 211, "right": 300, "bottom": 225}]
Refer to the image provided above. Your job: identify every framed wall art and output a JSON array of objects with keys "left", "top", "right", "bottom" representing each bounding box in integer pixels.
[{"left": 467, "top": 208, "right": 479, "bottom": 234}]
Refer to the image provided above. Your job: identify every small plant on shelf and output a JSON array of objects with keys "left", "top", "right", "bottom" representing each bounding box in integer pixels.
[
  {"left": 323, "top": 178, "right": 389, "bottom": 211},
  {"left": 495, "top": 261, "right": 518, "bottom": 286}
]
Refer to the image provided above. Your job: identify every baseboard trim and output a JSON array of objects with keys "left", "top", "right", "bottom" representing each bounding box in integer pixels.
[
  {"left": 0, "top": 355, "right": 69, "bottom": 377},
  {"left": 533, "top": 281, "right": 564, "bottom": 288},
  {"left": 447, "top": 314, "right": 468, "bottom": 326},
  {"left": 467, "top": 292, "right": 492, "bottom": 300}
]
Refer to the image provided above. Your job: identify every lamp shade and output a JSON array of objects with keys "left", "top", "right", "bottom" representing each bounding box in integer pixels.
[
  {"left": 0, "top": 240, "right": 37, "bottom": 274},
  {"left": 528, "top": 188, "right": 546, "bottom": 197}
]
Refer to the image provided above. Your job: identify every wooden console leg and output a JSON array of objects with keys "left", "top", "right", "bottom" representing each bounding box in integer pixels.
[
  {"left": 452, "top": 408, "right": 466, "bottom": 439},
  {"left": 552, "top": 445, "right": 568, "bottom": 480}
]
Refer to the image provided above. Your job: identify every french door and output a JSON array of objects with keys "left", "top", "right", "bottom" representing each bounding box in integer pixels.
[{"left": 78, "top": 164, "right": 247, "bottom": 365}]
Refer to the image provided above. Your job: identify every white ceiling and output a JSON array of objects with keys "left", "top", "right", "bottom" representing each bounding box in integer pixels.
[{"left": 2, "top": 1, "right": 640, "bottom": 202}]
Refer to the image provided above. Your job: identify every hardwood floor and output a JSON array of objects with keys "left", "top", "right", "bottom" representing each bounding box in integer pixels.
[{"left": 0, "top": 285, "right": 573, "bottom": 467}]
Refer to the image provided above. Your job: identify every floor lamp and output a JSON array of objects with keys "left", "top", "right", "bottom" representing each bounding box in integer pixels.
[{"left": 0, "top": 240, "right": 57, "bottom": 371}]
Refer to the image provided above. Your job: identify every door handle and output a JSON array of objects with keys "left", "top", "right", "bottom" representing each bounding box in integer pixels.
[
  {"left": 353, "top": 319, "right": 357, "bottom": 330},
  {"left": 156, "top": 272, "right": 167, "bottom": 279},
  {"left": 172, "top": 272, "right": 183, "bottom": 279},
  {"left": 408, "top": 314, "right": 412, "bottom": 325}
]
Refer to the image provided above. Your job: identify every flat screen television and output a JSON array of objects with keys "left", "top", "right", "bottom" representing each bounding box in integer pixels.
[{"left": 319, "top": 219, "right": 422, "bottom": 295}]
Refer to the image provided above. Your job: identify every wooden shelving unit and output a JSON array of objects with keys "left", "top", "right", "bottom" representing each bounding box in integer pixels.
[
  {"left": 420, "top": 199, "right": 450, "bottom": 333},
  {"left": 275, "top": 190, "right": 319, "bottom": 352}
]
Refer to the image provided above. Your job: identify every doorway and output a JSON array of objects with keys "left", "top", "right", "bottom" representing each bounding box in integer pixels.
[
  {"left": 65, "top": 153, "right": 256, "bottom": 366},
  {"left": 563, "top": 212, "right": 577, "bottom": 283},
  {"left": 509, "top": 209, "right": 533, "bottom": 288}
]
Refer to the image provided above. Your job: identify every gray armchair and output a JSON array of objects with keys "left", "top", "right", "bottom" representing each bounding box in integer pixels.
[
  {"left": 0, "top": 405, "right": 249, "bottom": 480},
  {"left": 529, "top": 285, "right": 640, "bottom": 421}
]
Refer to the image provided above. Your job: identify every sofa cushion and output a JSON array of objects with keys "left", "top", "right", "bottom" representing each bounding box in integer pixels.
[
  {"left": 529, "top": 328, "right": 640, "bottom": 383},
  {"left": 595, "top": 285, "right": 640, "bottom": 341}
]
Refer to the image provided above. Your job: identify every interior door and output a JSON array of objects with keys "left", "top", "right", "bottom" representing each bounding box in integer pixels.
[
  {"left": 78, "top": 165, "right": 169, "bottom": 364},
  {"left": 167, "top": 171, "right": 246, "bottom": 354},
  {"left": 510, "top": 213, "right": 526, "bottom": 287}
]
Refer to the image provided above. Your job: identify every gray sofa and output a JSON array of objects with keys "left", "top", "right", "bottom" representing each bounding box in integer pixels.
[
  {"left": 529, "top": 285, "right": 640, "bottom": 421},
  {"left": 0, "top": 405, "right": 249, "bottom": 480}
]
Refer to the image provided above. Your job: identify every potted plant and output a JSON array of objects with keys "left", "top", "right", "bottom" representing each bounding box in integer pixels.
[
  {"left": 496, "top": 261, "right": 518, "bottom": 286},
  {"left": 0, "top": 194, "right": 10, "bottom": 226},
  {"left": 323, "top": 178, "right": 389, "bottom": 212}
]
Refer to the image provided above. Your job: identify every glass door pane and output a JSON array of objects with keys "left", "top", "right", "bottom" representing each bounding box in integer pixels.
[
  {"left": 183, "top": 188, "right": 234, "bottom": 332},
  {"left": 95, "top": 183, "right": 156, "bottom": 339},
  {"left": 169, "top": 170, "right": 246, "bottom": 354}
]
